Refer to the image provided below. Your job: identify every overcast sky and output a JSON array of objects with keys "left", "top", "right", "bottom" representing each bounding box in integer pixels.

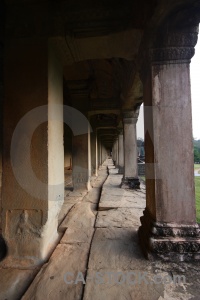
[{"left": 137, "top": 39, "right": 200, "bottom": 140}]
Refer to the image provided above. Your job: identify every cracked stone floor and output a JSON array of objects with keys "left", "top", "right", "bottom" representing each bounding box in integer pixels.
[{"left": 1, "top": 159, "right": 200, "bottom": 300}]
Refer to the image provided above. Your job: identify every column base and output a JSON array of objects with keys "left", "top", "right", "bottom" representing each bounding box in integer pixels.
[
  {"left": 138, "top": 209, "right": 200, "bottom": 262},
  {"left": 121, "top": 177, "right": 140, "bottom": 189}
]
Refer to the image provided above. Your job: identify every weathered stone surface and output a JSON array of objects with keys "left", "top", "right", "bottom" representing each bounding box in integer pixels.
[
  {"left": 108, "top": 168, "right": 119, "bottom": 174},
  {"left": 103, "top": 174, "right": 123, "bottom": 188},
  {"left": 93, "top": 177, "right": 107, "bottom": 187},
  {"left": 96, "top": 208, "right": 142, "bottom": 228},
  {"left": 58, "top": 203, "right": 75, "bottom": 228},
  {"left": 83, "top": 187, "right": 101, "bottom": 204},
  {"left": 99, "top": 197, "right": 146, "bottom": 210},
  {"left": 0, "top": 268, "right": 38, "bottom": 300},
  {"left": 61, "top": 226, "right": 95, "bottom": 244},
  {"left": 83, "top": 269, "right": 164, "bottom": 300},
  {"left": 88, "top": 228, "right": 151, "bottom": 271},
  {"left": 22, "top": 244, "right": 90, "bottom": 300},
  {"left": 60, "top": 201, "right": 96, "bottom": 244},
  {"left": 63, "top": 196, "right": 83, "bottom": 204},
  {"left": 59, "top": 202, "right": 96, "bottom": 233},
  {"left": 108, "top": 165, "right": 115, "bottom": 169},
  {"left": 66, "top": 190, "right": 88, "bottom": 198}
]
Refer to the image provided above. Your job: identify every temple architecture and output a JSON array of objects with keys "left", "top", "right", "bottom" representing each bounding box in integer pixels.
[{"left": 0, "top": 0, "right": 200, "bottom": 275}]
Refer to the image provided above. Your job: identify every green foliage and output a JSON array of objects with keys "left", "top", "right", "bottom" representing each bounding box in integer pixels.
[{"left": 194, "top": 139, "right": 200, "bottom": 163}]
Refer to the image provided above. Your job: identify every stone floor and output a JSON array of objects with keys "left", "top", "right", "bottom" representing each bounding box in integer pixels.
[{"left": 1, "top": 159, "right": 200, "bottom": 299}]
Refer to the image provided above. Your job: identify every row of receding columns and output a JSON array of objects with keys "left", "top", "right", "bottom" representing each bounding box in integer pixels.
[
  {"left": 1, "top": 27, "right": 199, "bottom": 266},
  {"left": 111, "top": 110, "right": 140, "bottom": 189},
  {"left": 71, "top": 40, "right": 199, "bottom": 262},
  {"left": 72, "top": 129, "right": 108, "bottom": 190}
]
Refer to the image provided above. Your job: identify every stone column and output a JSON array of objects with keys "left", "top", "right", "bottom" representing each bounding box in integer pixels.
[
  {"left": 2, "top": 38, "right": 64, "bottom": 267},
  {"left": 95, "top": 132, "right": 98, "bottom": 176},
  {"left": 90, "top": 131, "right": 98, "bottom": 176},
  {"left": 115, "top": 138, "right": 119, "bottom": 167},
  {"left": 72, "top": 124, "right": 91, "bottom": 191},
  {"left": 90, "top": 132, "right": 96, "bottom": 176},
  {"left": 118, "top": 129, "right": 124, "bottom": 174},
  {"left": 112, "top": 141, "right": 116, "bottom": 163},
  {"left": 98, "top": 140, "right": 102, "bottom": 167},
  {"left": 121, "top": 110, "right": 140, "bottom": 189},
  {"left": 102, "top": 144, "right": 107, "bottom": 163},
  {"left": 112, "top": 138, "right": 119, "bottom": 167},
  {"left": 138, "top": 27, "right": 200, "bottom": 261}
]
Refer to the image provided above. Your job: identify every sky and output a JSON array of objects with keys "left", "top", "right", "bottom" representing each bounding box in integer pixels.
[{"left": 137, "top": 38, "right": 200, "bottom": 140}]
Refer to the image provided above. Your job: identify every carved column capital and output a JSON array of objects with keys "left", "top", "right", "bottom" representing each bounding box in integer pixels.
[
  {"left": 117, "top": 127, "right": 123, "bottom": 135},
  {"left": 122, "top": 109, "right": 139, "bottom": 124},
  {"left": 140, "top": 27, "right": 198, "bottom": 82},
  {"left": 150, "top": 29, "right": 198, "bottom": 63},
  {"left": 149, "top": 47, "right": 195, "bottom": 62}
]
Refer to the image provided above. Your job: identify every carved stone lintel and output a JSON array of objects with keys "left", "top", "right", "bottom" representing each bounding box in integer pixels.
[
  {"left": 138, "top": 208, "right": 200, "bottom": 261},
  {"left": 121, "top": 177, "right": 140, "bottom": 189}
]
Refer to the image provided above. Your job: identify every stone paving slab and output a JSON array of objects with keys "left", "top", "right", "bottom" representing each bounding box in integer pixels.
[
  {"left": 98, "top": 198, "right": 146, "bottom": 210},
  {"left": 0, "top": 268, "right": 38, "bottom": 300},
  {"left": 103, "top": 175, "right": 123, "bottom": 188},
  {"left": 102, "top": 187, "right": 127, "bottom": 197},
  {"left": 58, "top": 203, "right": 76, "bottom": 228},
  {"left": 22, "top": 244, "right": 89, "bottom": 300},
  {"left": 87, "top": 228, "right": 151, "bottom": 271},
  {"left": 61, "top": 226, "right": 95, "bottom": 244},
  {"left": 60, "top": 202, "right": 96, "bottom": 244},
  {"left": 92, "top": 177, "right": 107, "bottom": 188},
  {"left": 66, "top": 190, "right": 88, "bottom": 198},
  {"left": 59, "top": 202, "right": 96, "bottom": 233},
  {"left": 83, "top": 268, "right": 165, "bottom": 300},
  {"left": 108, "top": 165, "right": 115, "bottom": 169},
  {"left": 83, "top": 187, "right": 102, "bottom": 204},
  {"left": 96, "top": 208, "right": 143, "bottom": 228},
  {"left": 63, "top": 196, "right": 83, "bottom": 204},
  {"left": 108, "top": 168, "right": 119, "bottom": 174}
]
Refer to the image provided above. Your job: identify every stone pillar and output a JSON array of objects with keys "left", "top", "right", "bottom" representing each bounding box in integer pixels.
[
  {"left": 72, "top": 124, "right": 91, "bottom": 190},
  {"left": 115, "top": 138, "right": 119, "bottom": 167},
  {"left": 112, "top": 139, "right": 119, "bottom": 167},
  {"left": 2, "top": 38, "right": 64, "bottom": 267},
  {"left": 90, "top": 131, "right": 98, "bottom": 176},
  {"left": 118, "top": 129, "right": 124, "bottom": 174},
  {"left": 90, "top": 132, "right": 96, "bottom": 176},
  {"left": 95, "top": 132, "right": 98, "bottom": 176},
  {"left": 121, "top": 110, "right": 140, "bottom": 189},
  {"left": 102, "top": 144, "right": 107, "bottom": 163},
  {"left": 112, "top": 141, "right": 116, "bottom": 163},
  {"left": 138, "top": 27, "right": 200, "bottom": 261},
  {"left": 98, "top": 140, "right": 101, "bottom": 167}
]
